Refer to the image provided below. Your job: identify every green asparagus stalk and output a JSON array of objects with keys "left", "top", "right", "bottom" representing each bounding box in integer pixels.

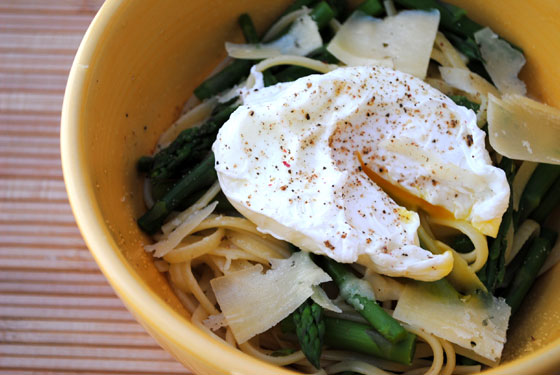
[
  {"left": 275, "top": 65, "right": 316, "bottom": 83},
  {"left": 146, "top": 101, "right": 238, "bottom": 197},
  {"left": 516, "top": 163, "right": 560, "bottom": 227},
  {"left": 137, "top": 153, "right": 217, "bottom": 234},
  {"left": 393, "top": 0, "right": 481, "bottom": 38},
  {"left": 478, "top": 157, "right": 515, "bottom": 291},
  {"left": 194, "top": 1, "right": 335, "bottom": 100},
  {"left": 356, "top": 0, "right": 384, "bottom": 16},
  {"left": 262, "top": 70, "right": 279, "bottom": 87},
  {"left": 194, "top": 13, "right": 258, "bottom": 100},
  {"left": 439, "top": 2, "right": 466, "bottom": 22},
  {"left": 442, "top": 32, "right": 483, "bottom": 62},
  {"left": 310, "top": 1, "right": 337, "bottom": 28},
  {"left": 448, "top": 95, "right": 480, "bottom": 112},
  {"left": 238, "top": 13, "right": 259, "bottom": 44},
  {"left": 282, "top": 315, "right": 416, "bottom": 365},
  {"left": 324, "top": 0, "right": 349, "bottom": 21},
  {"left": 505, "top": 228, "right": 558, "bottom": 314},
  {"left": 500, "top": 236, "right": 533, "bottom": 290},
  {"left": 529, "top": 175, "right": 560, "bottom": 224},
  {"left": 481, "top": 204, "right": 512, "bottom": 292},
  {"left": 324, "top": 318, "right": 416, "bottom": 365},
  {"left": 292, "top": 299, "right": 325, "bottom": 368},
  {"left": 193, "top": 12, "right": 262, "bottom": 100},
  {"left": 450, "top": 234, "right": 474, "bottom": 254},
  {"left": 194, "top": 60, "right": 253, "bottom": 100},
  {"left": 320, "top": 257, "right": 407, "bottom": 343}
]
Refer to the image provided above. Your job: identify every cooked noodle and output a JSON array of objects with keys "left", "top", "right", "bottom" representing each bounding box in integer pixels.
[{"left": 138, "top": 4, "right": 539, "bottom": 373}]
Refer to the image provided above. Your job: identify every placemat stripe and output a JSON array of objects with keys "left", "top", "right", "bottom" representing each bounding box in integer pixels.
[{"left": 0, "top": 1, "right": 190, "bottom": 373}]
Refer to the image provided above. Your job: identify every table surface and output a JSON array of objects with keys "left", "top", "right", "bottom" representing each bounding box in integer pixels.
[{"left": 0, "top": 1, "right": 190, "bottom": 373}]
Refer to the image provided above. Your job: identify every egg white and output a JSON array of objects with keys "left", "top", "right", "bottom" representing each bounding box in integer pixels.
[{"left": 212, "top": 65, "right": 509, "bottom": 281}]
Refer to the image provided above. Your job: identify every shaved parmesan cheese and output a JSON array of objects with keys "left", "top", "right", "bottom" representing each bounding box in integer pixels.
[
  {"left": 439, "top": 67, "right": 500, "bottom": 101},
  {"left": 474, "top": 27, "right": 526, "bottom": 95},
  {"left": 262, "top": 7, "right": 311, "bottom": 42},
  {"left": 157, "top": 98, "right": 216, "bottom": 149},
  {"left": 393, "top": 280, "right": 511, "bottom": 362},
  {"left": 327, "top": 10, "right": 439, "bottom": 78},
  {"left": 226, "top": 14, "right": 322, "bottom": 59},
  {"left": 311, "top": 285, "right": 342, "bottom": 313},
  {"left": 488, "top": 94, "right": 560, "bottom": 164},
  {"left": 203, "top": 313, "right": 227, "bottom": 331},
  {"left": 364, "top": 271, "right": 403, "bottom": 301},
  {"left": 210, "top": 251, "right": 331, "bottom": 343},
  {"left": 145, "top": 201, "right": 218, "bottom": 258},
  {"left": 434, "top": 32, "right": 468, "bottom": 70}
]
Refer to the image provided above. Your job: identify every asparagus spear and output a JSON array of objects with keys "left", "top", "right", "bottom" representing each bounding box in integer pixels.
[
  {"left": 292, "top": 299, "right": 325, "bottom": 368},
  {"left": 275, "top": 66, "right": 315, "bottom": 82},
  {"left": 262, "top": 70, "right": 279, "bottom": 87},
  {"left": 481, "top": 204, "right": 512, "bottom": 292},
  {"left": 478, "top": 157, "right": 515, "bottom": 291},
  {"left": 238, "top": 13, "right": 260, "bottom": 44},
  {"left": 324, "top": 0, "right": 349, "bottom": 21},
  {"left": 356, "top": 0, "right": 384, "bottom": 17},
  {"left": 450, "top": 234, "right": 474, "bottom": 254},
  {"left": 393, "top": 0, "right": 481, "bottom": 38},
  {"left": 137, "top": 153, "right": 217, "bottom": 234},
  {"left": 442, "top": 32, "right": 483, "bottom": 62},
  {"left": 448, "top": 95, "right": 480, "bottom": 112},
  {"left": 310, "top": 1, "right": 337, "bottom": 28},
  {"left": 516, "top": 163, "right": 560, "bottom": 227},
  {"left": 505, "top": 228, "right": 558, "bottom": 314},
  {"left": 240, "top": 15, "right": 285, "bottom": 87},
  {"left": 320, "top": 257, "right": 407, "bottom": 343},
  {"left": 282, "top": 315, "right": 416, "bottom": 365},
  {"left": 500, "top": 235, "right": 533, "bottom": 290},
  {"left": 530, "top": 175, "right": 560, "bottom": 224},
  {"left": 193, "top": 12, "right": 261, "bottom": 100},
  {"left": 146, "top": 100, "right": 238, "bottom": 198},
  {"left": 193, "top": 1, "right": 335, "bottom": 100},
  {"left": 325, "top": 318, "right": 415, "bottom": 365},
  {"left": 194, "top": 60, "right": 254, "bottom": 100}
]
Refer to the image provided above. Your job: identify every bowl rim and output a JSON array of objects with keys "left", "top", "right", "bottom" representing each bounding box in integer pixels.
[
  {"left": 60, "top": 1, "right": 301, "bottom": 374},
  {"left": 60, "top": 1, "right": 560, "bottom": 374}
]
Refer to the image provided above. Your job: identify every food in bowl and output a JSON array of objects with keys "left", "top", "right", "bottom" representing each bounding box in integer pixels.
[{"left": 134, "top": 0, "right": 560, "bottom": 373}]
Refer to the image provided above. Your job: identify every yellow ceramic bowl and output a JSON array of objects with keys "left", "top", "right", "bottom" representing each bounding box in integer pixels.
[{"left": 61, "top": 0, "right": 560, "bottom": 374}]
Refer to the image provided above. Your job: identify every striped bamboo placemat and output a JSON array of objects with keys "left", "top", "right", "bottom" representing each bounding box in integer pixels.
[{"left": 0, "top": 1, "right": 190, "bottom": 373}]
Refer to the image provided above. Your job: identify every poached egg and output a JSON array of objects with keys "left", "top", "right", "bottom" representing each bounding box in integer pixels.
[{"left": 212, "top": 65, "right": 509, "bottom": 281}]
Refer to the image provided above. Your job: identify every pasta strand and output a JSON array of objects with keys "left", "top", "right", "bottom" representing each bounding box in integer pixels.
[
  {"left": 428, "top": 217, "right": 488, "bottom": 272},
  {"left": 239, "top": 340, "right": 306, "bottom": 366}
]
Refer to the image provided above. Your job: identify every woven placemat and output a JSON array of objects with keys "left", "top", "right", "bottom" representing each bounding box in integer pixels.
[{"left": 0, "top": 1, "right": 189, "bottom": 373}]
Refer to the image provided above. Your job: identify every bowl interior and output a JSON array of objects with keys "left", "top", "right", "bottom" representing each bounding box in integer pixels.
[{"left": 61, "top": 0, "right": 560, "bottom": 374}]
